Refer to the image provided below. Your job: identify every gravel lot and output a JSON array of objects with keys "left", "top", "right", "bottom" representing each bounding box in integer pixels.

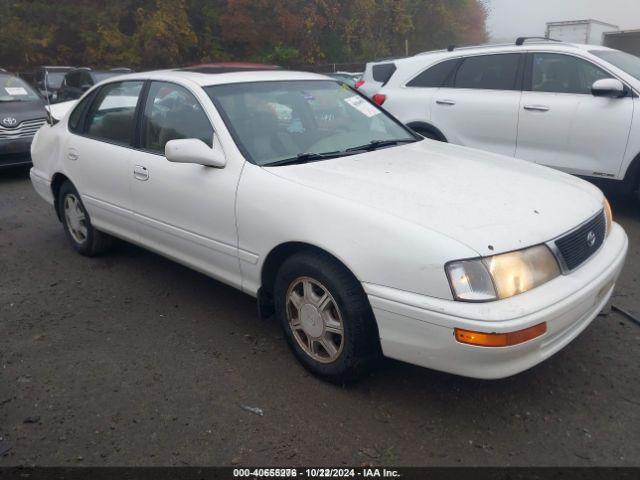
[{"left": 1, "top": 166, "right": 639, "bottom": 467}]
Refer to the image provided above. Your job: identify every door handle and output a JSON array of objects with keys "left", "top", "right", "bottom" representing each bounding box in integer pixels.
[
  {"left": 67, "top": 149, "right": 79, "bottom": 161},
  {"left": 436, "top": 99, "right": 456, "bottom": 106},
  {"left": 133, "top": 165, "right": 149, "bottom": 181},
  {"left": 523, "top": 105, "right": 550, "bottom": 112}
]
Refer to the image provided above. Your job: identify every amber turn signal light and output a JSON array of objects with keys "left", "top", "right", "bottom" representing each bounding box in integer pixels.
[{"left": 454, "top": 322, "right": 547, "bottom": 347}]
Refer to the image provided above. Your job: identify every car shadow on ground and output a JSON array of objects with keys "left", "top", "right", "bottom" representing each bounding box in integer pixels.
[{"left": 108, "top": 235, "right": 600, "bottom": 403}]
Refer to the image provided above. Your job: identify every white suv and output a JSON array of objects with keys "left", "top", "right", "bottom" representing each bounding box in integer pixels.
[{"left": 360, "top": 39, "right": 640, "bottom": 199}]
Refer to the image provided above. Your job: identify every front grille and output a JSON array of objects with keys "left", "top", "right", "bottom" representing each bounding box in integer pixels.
[
  {"left": 0, "top": 118, "right": 46, "bottom": 140},
  {"left": 554, "top": 210, "right": 606, "bottom": 271}
]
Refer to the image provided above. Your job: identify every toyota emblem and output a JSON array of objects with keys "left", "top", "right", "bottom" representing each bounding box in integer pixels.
[
  {"left": 586, "top": 231, "right": 596, "bottom": 248},
  {"left": 1, "top": 117, "right": 17, "bottom": 127}
]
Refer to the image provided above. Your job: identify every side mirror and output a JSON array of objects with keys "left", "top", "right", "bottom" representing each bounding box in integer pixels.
[
  {"left": 591, "top": 78, "right": 626, "bottom": 98},
  {"left": 165, "top": 138, "right": 226, "bottom": 168}
]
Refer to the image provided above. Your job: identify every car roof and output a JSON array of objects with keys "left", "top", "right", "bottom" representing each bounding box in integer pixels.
[
  {"left": 186, "top": 62, "right": 281, "bottom": 70},
  {"left": 384, "top": 42, "right": 617, "bottom": 68},
  {"left": 117, "top": 69, "right": 331, "bottom": 87}
]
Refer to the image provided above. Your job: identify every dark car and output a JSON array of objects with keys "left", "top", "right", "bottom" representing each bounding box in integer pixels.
[
  {"left": 0, "top": 72, "right": 46, "bottom": 168},
  {"left": 33, "top": 66, "right": 74, "bottom": 102},
  {"left": 57, "top": 68, "right": 133, "bottom": 102}
]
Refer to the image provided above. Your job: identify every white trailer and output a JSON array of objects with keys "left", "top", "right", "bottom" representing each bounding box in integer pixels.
[{"left": 546, "top": 20, "right": 619, "bottom": 45}]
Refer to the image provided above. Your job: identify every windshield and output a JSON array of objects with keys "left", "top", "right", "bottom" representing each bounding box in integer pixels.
[
  {"left": 591, "top": 50, "right": 640, "bottom": 81},
  {"left": 205, "top": 80, "right": 416, "bottom": 166},
  {"left": 0, "top": 74, "right": 41, "bottom": 102}
]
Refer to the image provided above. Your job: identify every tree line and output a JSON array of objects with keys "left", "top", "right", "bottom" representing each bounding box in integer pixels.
[{"left": 0, "top": 0, "right": 488, "bottom": 71}]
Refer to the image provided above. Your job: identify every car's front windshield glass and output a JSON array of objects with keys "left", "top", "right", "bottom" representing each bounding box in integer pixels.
[
  {"left": 591, "top": 50, "right": 640, "bottom": 81},
  {"left": 205, "top": 80, "right": 416, "bottom": 166},
  {"left": 0, "top": 74, "right": 41, "bottom": 102}
]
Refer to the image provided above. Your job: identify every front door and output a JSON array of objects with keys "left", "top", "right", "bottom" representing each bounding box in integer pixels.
[
  {"left": 516, "top": 52, "right": 634, "bottom": 178},
  {"left": 129, "top": 81, "right": 243, "bottom": 289}
]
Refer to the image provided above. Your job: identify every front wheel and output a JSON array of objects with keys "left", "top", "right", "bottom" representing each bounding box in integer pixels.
[
  {"left": 274, "top": 251, "right": 380, "bottom": 383},
  {"left": 57, "top": 181, "right": 113, "bottom": 256}
]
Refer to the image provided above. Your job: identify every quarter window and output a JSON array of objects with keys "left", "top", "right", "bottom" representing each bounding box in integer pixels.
[
  {"left": 141, "top": 82, "right": 213, "bottom": 154},
  {"left": 407, "top": 59, "right": 460, "bottom": 88},
  {"left": 85, "top": 81, "right": 144, "bottom": 145},
  {"left": 454, "top": 54, "right": 520, "bottom": 90},
  {"left": 68, "top": 92, "right": 96, "bottom": 133},
  {"left": 531, "top": 53, "right": 612, "bottom": 95}
]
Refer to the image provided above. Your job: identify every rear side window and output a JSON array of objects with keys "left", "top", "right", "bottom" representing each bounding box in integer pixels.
[
  {"left": 407, "top": 59, "right": 460, "bottom": 88},
  {"left": 454, "top": 54, "right": 521, "bottom": 90},
  {"left": 141, "top": 81, "right": 213, "bottom": 154},
  {"left": 372, "top": 63, "right": 397, "bottom": 85},
  {"left": 84, "top": 81, "right": 144, "bottom": 145}
]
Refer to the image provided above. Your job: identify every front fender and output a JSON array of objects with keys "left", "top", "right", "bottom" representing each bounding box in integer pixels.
[{"left": 236, "top": 163, "right": 479, "bottom": 300}]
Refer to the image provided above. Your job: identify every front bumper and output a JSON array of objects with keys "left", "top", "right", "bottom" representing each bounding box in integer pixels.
[
  {"left": 365, "top": 223, "right": 628, "bottom": 379},
  {"left": 0, "top": 137, "right": 33, "bottom": 168}
]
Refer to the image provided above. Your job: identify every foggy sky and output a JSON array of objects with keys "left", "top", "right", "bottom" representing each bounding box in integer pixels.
[{"left": 487, "top": 0, "right": 640, "bottom": 41}]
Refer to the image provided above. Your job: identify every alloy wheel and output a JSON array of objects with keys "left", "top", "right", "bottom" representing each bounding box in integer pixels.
[
  {"left": 285, "top": 276, "right": 345, "bottom": 363},
  {"left": 63, "top": 194, "right": 88, "bottom": 244}
]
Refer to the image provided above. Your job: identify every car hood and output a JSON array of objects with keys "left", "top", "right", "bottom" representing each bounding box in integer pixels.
[
  {"left": 264, "top": 140, "right": 604, "bottom": 257},
  {"left": 0, "top": 99, "right": 46, "bottom": 125}
]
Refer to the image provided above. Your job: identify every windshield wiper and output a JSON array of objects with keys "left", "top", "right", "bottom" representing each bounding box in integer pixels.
[
  {"left": 264, "top": 151, "right": 346, "bottom": 167},
  {"left": 346, "top": 138, "right": 416, "bottom": 153}
]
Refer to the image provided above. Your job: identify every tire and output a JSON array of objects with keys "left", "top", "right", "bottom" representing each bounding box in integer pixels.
[
  {"left": 413, "top": 127, "right": 441, "bottom": 142},
  {"left": 274, "top": 251, "right": 380, "bottom": 383},
  {"left": 57, "top": 181, "right": 113, "bottom": 256}
]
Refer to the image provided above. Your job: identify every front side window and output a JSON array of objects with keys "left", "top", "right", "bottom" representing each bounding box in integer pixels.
[
  {"left": 407, "top": 59, "right": 460, "bottom": 88},
  {"left": 454, "top": 54, "right": 520, "bottom": 90},
  {"left": 141, "top": 82, "right": 213, "bottom": 154},
  {"left": 85, "top": 81, "right": 143, "bottom": 145},
  {"left": 205, "top": 80, "right": 416, "bottom": 166},
  {"left": 0, "top": 74, "right": 41, "bottom": 103},
  {"left": 531, "top": 53, "right": 612, "bottom": 95}
]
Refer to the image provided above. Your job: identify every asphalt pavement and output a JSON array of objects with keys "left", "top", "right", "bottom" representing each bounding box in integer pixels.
[{"left": 1, "top": 166, "right": 639, "bottom": 466}]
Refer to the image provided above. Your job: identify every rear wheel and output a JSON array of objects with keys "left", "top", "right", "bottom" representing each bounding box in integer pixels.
[
  {"left": 274, "top": 251, "right": 380, "bottom": 383},
  {"left": 57, "top": 181, "right": 113, "bottom": 256}
]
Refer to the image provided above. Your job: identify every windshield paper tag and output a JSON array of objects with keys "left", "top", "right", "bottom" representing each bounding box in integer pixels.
[
  {"left": 5, "top": 87, "right": 28, "bottom": 96},
  {"left": 344, "top": 96, "right": 380, "bottom": 117}
]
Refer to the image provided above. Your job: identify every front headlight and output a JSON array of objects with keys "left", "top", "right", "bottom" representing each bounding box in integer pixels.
[
  {"left": 446, "top": 245, "right": 561, "bottom": 302},
  {"left": 603, "top": 197, "right": 612, "bottom": 237}
]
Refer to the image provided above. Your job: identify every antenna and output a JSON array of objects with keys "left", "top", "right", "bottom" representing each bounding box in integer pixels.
[{"left": 44, "top": 69, "right": 53, "bottom": 126}]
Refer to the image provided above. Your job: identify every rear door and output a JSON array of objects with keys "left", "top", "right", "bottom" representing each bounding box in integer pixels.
[
  {"left": 516, "top": 52, "right": 633, "bottom": 178},
  {"left": 430, "top": 53, "right": 524, "bottom": 156},
  {"left": 64, "top": 80, "right": 144, "bottom": 240}
]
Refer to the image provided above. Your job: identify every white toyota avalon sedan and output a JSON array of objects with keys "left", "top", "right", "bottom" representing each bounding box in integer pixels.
[{"left": 30, "top": 68, "right": 628, "bottom": 383}]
